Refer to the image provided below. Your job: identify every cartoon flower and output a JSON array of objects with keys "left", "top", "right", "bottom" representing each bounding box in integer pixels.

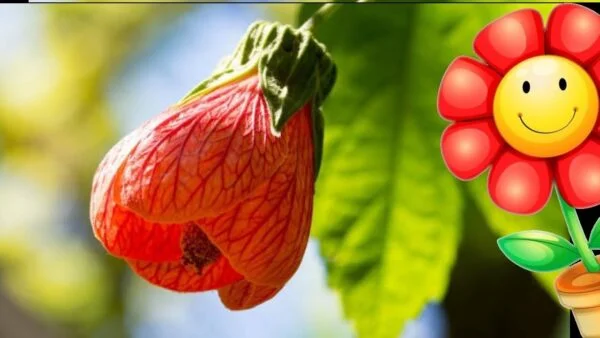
[
  {"left": 90, "top": 22, "right": 335, "bottom": 309},
  {"left": 438, "top": 4, "right": 600, "bottom": 214}
]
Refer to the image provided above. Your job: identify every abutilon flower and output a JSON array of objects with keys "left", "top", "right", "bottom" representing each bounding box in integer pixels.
[{"left": 90, "top": 22, "right": 336, "bottom": 310}]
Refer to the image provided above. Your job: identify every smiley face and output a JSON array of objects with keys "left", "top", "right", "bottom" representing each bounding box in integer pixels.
[{"left": 493, "top": 55, "right": 599, "bottom": 158}]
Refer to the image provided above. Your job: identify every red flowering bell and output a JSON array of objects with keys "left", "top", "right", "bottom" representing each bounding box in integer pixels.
[{"left": 90, "top": 21, "right": 336, "bottom": 310}]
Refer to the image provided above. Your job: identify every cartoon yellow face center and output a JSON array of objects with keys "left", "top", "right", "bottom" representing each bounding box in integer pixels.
[{"left": 493, "top": 55, "right": 599, "bottom": 158}]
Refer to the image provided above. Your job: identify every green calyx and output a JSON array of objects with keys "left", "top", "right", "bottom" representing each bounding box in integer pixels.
[{"left": 180, "top": 21, "right": 336, "bottom": 180}]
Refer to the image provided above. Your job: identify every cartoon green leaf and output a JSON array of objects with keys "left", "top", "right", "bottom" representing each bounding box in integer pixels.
[
  {"left": 497, "top": 231, "right": 579, "bottom": 272},
  {"left": 588, "top": 218, "right": 600, "bottom": 249}
]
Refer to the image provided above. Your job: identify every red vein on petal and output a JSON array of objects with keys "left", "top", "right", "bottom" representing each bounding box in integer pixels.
[
  {"left": 151, "top": 93, "right": 248, "bottom": 215},
  {"left": 116, "top": 75, "right": 289, "bottom": 224},
  {"left": 91, "top": 115, "right": 184, "bottom": 261},
  {"left": 198, "top": 104, "right": 314, "bottom": 287},
  {"left": 92, "top": 74, "right": 315, "bottom": 301},
  {"left": 218, "top": 279, "right": 282, "bottom": 310},
  {"left": 127, "top": 255, "right": 243, "bottom": 292}
]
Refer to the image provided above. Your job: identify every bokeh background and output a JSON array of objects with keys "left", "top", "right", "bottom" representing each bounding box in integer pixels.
[{"left": 0, "top": 3, "right": 590, "bottom": 338}]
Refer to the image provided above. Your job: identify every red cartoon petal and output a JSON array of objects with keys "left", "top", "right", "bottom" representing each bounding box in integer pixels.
[
  {"left": 90, "top": 123, "right": 182, "bottom": 261},
  {"left": 127, "top": 256, "right": 243, "bottom": 292},
  {"left": 488, "top": 150, "right": 553, "bottom": 214},
  {"left": 474, "top": 9, "right": 544, "bottom": 74},
  {"left": 440, "top": 119, "right": 504, "bottom": 180},
  {"left": 438, "top": 57, "right": 500, "bottom": 121},
  {"left": 555, "top": 139, "right": 600, "bottom": 209},
  {"left": 199, "top": 106, "right": 314, "bottom": 287},
  {"left": 546, "top": 4, "right": 600, "bottom": 66},
  {"left": 218, "top": 280, "right": 281, "bottom": 310},
  {"left": 589, "top": 57, "right": 600, "bottom": 91},
  {"left": 115, "top": 74, "right": 289, "bottom": 223}
]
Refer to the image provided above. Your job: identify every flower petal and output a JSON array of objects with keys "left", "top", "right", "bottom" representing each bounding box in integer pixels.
[
  {"left": 589, "top": 57, "right": 600, "bottom": 91},
  {"left": 199, "top": 107, "right": 314, "bottom": 287},
  {"left": 90, "top": 124, "right": 182, "bottom": 261},
  {"left": 218, "top": 280, "right": 281, "bottom": 310},
  {"left": 114, "top": 75, "right": 289, "bottom": 223},
  {"left": 488, "top": 150, "right": 553, "bottom": 214},
  {"left": 98, "top": 206, "right": 183, "bottom": 261},
  {"left": 555, "top": 139, "right": 600, "bottom": 209},
  {"left": 546, "top": 4, "right": 600, "bottom": 66},
  {"left": 127, "top": 223, "right": 244, "bottom": 292},
  {"left": 438, "top": 57, "right": 500, "bottom": 121},
  {"left": 440, "top": 119, "right": 504, "bottom": 180},
  {"left": 474, "top": 9, "right": 544, "bottom": 74},
  {"left": 127, "top": 256, "right": 243, "bottom": 292}
]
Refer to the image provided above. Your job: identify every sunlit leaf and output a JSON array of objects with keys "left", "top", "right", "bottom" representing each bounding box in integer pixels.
[
  {"left": 303, "top": 5, "right": 468, "bottom": 338},
  {"left": 302, "top": 3, "right": 559, "bottom": 337}
]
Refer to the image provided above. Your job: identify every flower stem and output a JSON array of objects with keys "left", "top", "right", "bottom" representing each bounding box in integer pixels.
[
  {"left": 300, "top": 0, "right": 368, "bottom": 32},
  {"left": 557, "top": 189, "right": 600, "bottom": 272}
]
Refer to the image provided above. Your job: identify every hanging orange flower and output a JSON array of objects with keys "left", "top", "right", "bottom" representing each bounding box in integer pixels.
[
  {"left": 90, "top": 22, "right": 335, "bottom": 310},
  {"left": 438, "top": 4, "right": 600, "bottom": 214}
]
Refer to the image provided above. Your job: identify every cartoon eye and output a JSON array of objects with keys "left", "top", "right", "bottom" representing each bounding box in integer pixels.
[
  {"left": 522, "top": 81, "right": 530, "bottom": 94},
  {"left": 559, "top": 78, "right": 567, "bottom": 91}
]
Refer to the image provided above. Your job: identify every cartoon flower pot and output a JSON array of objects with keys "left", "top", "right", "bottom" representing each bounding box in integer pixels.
[
  {"left": 437, "top": 4, "right": 600, "bottom": 337},
  {"left": 556, "top": 258, "right": 600, "bottom": 338}
]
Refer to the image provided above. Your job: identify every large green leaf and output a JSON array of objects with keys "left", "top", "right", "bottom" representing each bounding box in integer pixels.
[{"left": 301, "top": 3, "right": 559, "bottom": 338}]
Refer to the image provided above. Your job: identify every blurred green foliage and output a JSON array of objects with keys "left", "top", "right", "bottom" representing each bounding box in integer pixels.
[
  {"left": 0, "top": 5, "right": 189, "bottom": 338},
  {"left": 301, "top": 3, "right": 567, "bottom": 338}
]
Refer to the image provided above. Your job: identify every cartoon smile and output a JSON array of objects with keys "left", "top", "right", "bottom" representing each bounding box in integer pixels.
[{"left": 518, "top": 107, "right": 578, "bottom": 135}]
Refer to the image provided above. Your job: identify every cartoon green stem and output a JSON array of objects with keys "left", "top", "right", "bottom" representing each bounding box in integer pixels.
[{"left": 558, "top": 190, "right": 600, "bottom": 272}]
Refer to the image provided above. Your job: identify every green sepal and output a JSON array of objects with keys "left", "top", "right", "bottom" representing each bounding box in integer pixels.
[
  {"left": 179, "top": 21, "right": 336, "bottom": 180},
  {"left": 257, "top": 23, "right": 336, "bottom": 134},
  {"left": 497, "top": 230, "right": 580, "bottom": 272},
  {"left": 588, "top": 218, "right": 600, "bottom": 249}
]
